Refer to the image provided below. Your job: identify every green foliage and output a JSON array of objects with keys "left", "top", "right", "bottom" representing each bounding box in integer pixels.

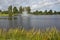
[
  {"left": 13, "top": 6, "right": 18, "bottom": 14},
  {"left": 0, "top": 10, "right": 2, "bottom": 12},
  {"left": 33, "top": 10, "right": 39, "bottom": 15},
  {"left": 44, "top": 10, "right": 48, "bottom": 15},
  {"left": 2, "top": 11, "right": 8, "bottom": 14},
  {"left": 32, "top": 10, "right": 60, "bottom": 15},
  {"left": 26, "top": 6, "right": 31, "bottom": 13},
  {"left": 0, "top": 5, "right": 60, "bottom": 15},
  {"left": 48, "top": 10, "right": 53, "bottom": 15},
  {"left": 8, "top": 5, "right": 12, "bottom": 13},
  {"left": 0, "top": 28, "right": 60, "bottom": 40},
  {"left": 19, "top": 6, "right": 23, "bottom": 14},
  {"left": 8, "top": 5, "right": 13, "bottom": 20}
]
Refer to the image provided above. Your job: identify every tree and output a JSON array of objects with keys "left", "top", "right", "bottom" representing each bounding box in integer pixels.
[
  {"left": 0, "top": 10, "right": 2, "bottom": 12},
  {"left": 57, "top": 12, "right": 60, "bottom": 14},
  {"left": 19, "top": 6, "right": 23, "bottom": 14},
  {"left": 8, "top": 5, "right": 12, "bottom": 13},
  {"left": 13, "top": 6, "right": 18, "bottom": 13},
  {"left": 2, "top": 11, "right": 8, "bottom": 14},
  {"left": 34, "top": 10, "right": 39, "bottom": 15},
  {"left": 0, "top": 10, "right": 2, "bottom": 14},
  {"left": 26, "top": 6, "right": 31, "bottom": 13},
  {"left": 8, "top": 5, "right": 13, "bottom": 28},
  {"left": 54, "top": 11, "right": 56, "bottom": 14},
  {"left": 8, "top": 5, "right": 12, "bottom": 20},
  {"left": 44, "top": 10, "right": 47, "bottom": 15},
  {"left": 39, "top": 11, "right": 42, "bottom": 15},
  {"left": 48, "top": 10, "right": 53, "bottom": 15}
]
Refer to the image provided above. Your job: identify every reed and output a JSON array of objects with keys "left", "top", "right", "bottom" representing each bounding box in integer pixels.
[{"left": 0, "top": 27, "right": 60, "bottom": 40}]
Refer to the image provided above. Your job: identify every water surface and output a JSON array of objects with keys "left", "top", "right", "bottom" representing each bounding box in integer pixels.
[{"left": 0, "top": 15, "right": 60, "bottom": 30}]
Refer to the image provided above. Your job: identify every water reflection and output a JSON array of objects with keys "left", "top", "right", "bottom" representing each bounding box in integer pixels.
[{"left": 0, "top": 15, "right": 60, "bottom": 30}]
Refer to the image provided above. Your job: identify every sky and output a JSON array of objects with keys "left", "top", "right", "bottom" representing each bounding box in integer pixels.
[{"left": 0, "top": 0, "right": 60, "bottom": 11}]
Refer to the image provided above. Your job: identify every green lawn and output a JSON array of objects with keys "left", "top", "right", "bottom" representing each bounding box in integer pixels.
[
  {"left": 0, "top": 14, "right": 8, "bottom": 16},
  {"left": 0, "top": 13, "right": 18, "bottom": 16}
]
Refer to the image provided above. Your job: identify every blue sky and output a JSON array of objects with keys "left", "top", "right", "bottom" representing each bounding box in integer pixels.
[{"left": 0, "top": 0, "right": 60, "bottom": 11}]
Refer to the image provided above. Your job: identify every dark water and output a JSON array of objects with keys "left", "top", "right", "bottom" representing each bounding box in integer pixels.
[{"left": 0, "top": 15, "right": 60, "bottom": 30}]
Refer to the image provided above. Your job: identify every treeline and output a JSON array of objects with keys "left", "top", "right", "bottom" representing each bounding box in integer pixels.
[
  {"left": 0, "top": 5, "right": 31, "bottom": 14},
  {"left": 0, "top": 5, "right": 60, "bottom": 15},
  {"left": 31, "top": 10, "right": 60, "bottom": 15}
]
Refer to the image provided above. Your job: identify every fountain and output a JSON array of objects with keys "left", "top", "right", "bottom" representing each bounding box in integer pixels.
[
  {"left": 21, "top": 7, "right": 31, "bottom": 30},
  {"left": 22, "top": 7, "right": 28, "bottom": 16}
]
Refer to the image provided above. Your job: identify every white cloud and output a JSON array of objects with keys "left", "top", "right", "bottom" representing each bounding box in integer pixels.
[
  {"left": 58, "top": 0, "right": 60, "bottom": 1},
  {"left": 0, "top": 6, "right": 2, "bottom": 9},
  {"left": 31, "top": 0, "right": 60, "bottom": 10},
  {"left": 0, "top": 0, "right": 60, "bottom": 11}
]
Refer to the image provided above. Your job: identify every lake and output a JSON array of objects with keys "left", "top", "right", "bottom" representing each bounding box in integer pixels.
[{"left": 0, "top": 15, "right": 60, "bottom": 30}]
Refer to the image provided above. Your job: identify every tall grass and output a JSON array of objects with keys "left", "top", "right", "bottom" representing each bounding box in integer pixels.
[{"left": 0, "top": 27, "right": 60, "bottom": 40}]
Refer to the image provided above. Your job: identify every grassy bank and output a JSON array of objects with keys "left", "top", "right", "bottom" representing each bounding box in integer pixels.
[
  {"left": 0, "top": 13, "right": 18, "bottom": 16},
  {"left": 0, "top": 28, "right": 60, "bottom": 40},
  {"left": 0, "top": 14, "right": 8, "bottom": 16}
]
